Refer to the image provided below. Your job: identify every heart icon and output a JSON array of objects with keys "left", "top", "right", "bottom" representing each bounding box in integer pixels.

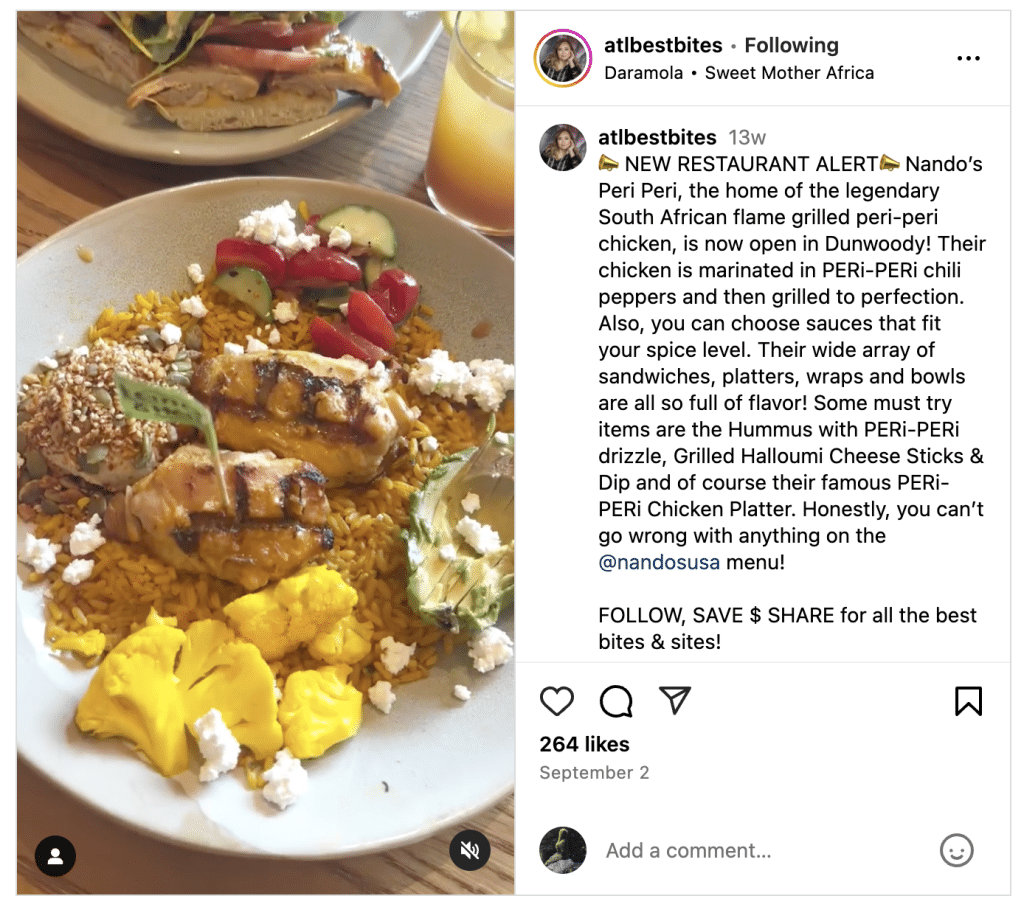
[{"left": 540, "top": 686, "right": 575, "bottom": 716}]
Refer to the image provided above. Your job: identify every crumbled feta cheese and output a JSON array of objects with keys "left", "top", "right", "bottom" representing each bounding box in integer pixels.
[
  {"left": 408, "top": 349, "right": 469, "bottom": 399},
  {"left": 262, "top": 748, "right": 308, "bottom": 809},
  {"left": 421, "top": 436, "right": 439, "bottom": 453},
  {"left": 277, "top": 229, "right": 320, "bottom": 257},
  {"left": 406, "top": 538, "right": 425, "bottom": 569},
  {"left": 160, "top": 323, "right": 182, "bottom": 346},
  {"left": 39, "top": 356, "right": 59, "bottom": 371},
  {"left": 274, "top": 298, "right": 300, "bottom": 323},
  {"left": 453, "top": 685, "right": 472, "bottom": 701},
  {"left": 408, "top": 350, "right": 514, "bottom": 412},
  {"left": 22, "top": 534, "right": 60, "bottom": 573},
  {"left": 245, "top": 335, "right": 269, "bottom": 354},
  {"left": 71, "top": 345, "right": 90, "bottom": 359},
  {"left": 268, "top": 328, "right": 281, "bottom": 344},
  {"left": 193, "top": 708, "right": 241, "bottom": 782},
  {"left": 236, "top": 201, "right": 320, "bottom": 257},
  {"left": 327, "top": 226, "right": 352, "bottom": 249},
  {"left": 62, "top": 559, "right": 95, "bottom": 586},
  {"left": 237, "top": 201, "right": 295, "bottom": 245},
  {"left": 466, "top": 358, "right": 515, "bottom": 412},
  {"left": 438, "top": 543, "right": 457, "bottom": 562},
  {"left": 455, "top": 516, "right": 501, "bottom": 555},
  {"left": 187, "top": 262, "right": 205, "bottom": 284},
  {"left": 180, "top": 294, "right": 208, "bottom": 318},
  {"left": 368, "top": 360, "right": 391, "bottom": 387},
  {"left": 368, "top": 680, "right": 396, "bottom": 714},
  {"left": 380, "top": 636, "right": 416, "bottom": 675},
  {"left": 223, "top": 342, "right": 245, "bottom": 356},
  {"left": 69, "top": 514, "right": 105, "bottom": 556},
  {"left": 468, "top": 627, "right": 513, "bottom": 673},
  {"left": 461, "top": 492, "right": 481, "bottom": 514}
]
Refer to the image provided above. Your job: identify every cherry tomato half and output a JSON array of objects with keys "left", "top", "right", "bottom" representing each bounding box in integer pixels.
[
  {"left": 204, "top": 19, "right": 338, "bottom": 50},
  {"left": 368, "top": 269, "right": 419, "bottom": 325},
  {"left": 346, "top": 290, "right": 396, "bottom": 351},
  {"left": 202, "top": 42, "right": 319, "bottom": 72},
  {"left": 309, "top": 316, "right": 390, "bottom": 366},
  {"left": 215, "top": 237, "right": 287, "bottom": 287},
  {"left": 285, "top": 246, "right": 362, "bottom": 288}
]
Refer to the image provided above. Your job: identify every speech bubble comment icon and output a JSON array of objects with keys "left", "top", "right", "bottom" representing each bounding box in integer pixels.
[
  {"left": 600, "top": 685, "right": 634, "bottom": 718},
  {"left": 540, "top": 686, "right": 574, "bottom": 716}
]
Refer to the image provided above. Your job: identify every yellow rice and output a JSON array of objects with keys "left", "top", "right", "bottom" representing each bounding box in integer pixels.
[{"left": 33, "top": 279, "right": 513, "bottom": 698}]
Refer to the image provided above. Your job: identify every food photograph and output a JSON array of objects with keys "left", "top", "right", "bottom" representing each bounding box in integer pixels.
[{"left": 16, "top": 11, "right": 516, "bottom": 895}]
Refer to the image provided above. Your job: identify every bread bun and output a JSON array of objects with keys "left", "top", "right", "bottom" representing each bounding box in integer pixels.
[
  {"left": 18, "top": 15, "right": 143, "bottom": 94},
  {"left": 149, "top": 89, "right": 343, "bottom": 132}
]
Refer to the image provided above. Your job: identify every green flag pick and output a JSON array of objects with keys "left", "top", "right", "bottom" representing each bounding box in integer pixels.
[{"left": 113, "top": 372, "right": 229, "bottom": 507}]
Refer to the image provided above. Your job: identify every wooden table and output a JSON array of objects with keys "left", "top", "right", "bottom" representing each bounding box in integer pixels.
[{"left": 16, "top": 25, "right": 514, "bottom": 896}]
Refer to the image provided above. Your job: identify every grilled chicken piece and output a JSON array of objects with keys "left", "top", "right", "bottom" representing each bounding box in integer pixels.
[
  {"left": 269, "top": 35, "right": 401, "bottom": 103},
  {"left": 126, "top": 63, "right": 262, "bottom": 109},
  {"left": 105, "top": 445, "right": 332, "bottom": 592},
  {"left": 190, "top": 351, "right": 415, "bottom": 486}
]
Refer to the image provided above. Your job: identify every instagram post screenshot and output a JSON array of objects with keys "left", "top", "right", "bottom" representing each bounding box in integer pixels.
[
  {"left": 516, "top": 4, "right": 1015, "bottom": 903},
  {"left": 10, "top": 5, "right": 1017, "bottom": 905}
]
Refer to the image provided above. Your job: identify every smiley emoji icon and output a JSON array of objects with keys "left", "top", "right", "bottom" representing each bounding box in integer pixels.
[{"left": 940, "top": 833, "right": 974, "bottom": 867}]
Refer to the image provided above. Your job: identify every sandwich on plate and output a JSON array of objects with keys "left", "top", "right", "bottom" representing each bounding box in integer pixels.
[{"left": 17, "top": 11, "right": 402, "bottom": 131}]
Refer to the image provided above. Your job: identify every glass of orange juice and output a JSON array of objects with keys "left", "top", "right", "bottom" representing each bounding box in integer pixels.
[{"left": 425, "top": 11, "right": 515, "bottom": 236}]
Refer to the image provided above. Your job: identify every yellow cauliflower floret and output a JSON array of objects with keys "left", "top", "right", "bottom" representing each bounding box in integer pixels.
[
  {"left": 74, "top": 614, "right": 282, "bottom": 776},
  {"left": 307, "top": 614, "right": 374, "bottom": 665},
  {"left": 176, "top": 619, "right": 283, "bottom": 761},
  {"left": 220, "top": 590, "right": 290, "bottom": 659},
  {"left": 75, "top": 623, "right": 190, "bottom": 777},
  {"left": 223, "top": 565, "right": 359, "bottom": 661},
  {"left": 145, "top": 609, "right": 179, "bottom": 628},
  {"left": 50, "top": 629, "right": 107, "bottom": 658},
  {"left": 278, "top": 665, "right": 363, "bottom": 759}
]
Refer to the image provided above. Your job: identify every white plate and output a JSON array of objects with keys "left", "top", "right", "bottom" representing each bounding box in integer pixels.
[
  {"left": 16, "top": 177, "right": 513, "bottom": 858},
  {"left": 17, "top": 12, "right": 442, "bottom": 165}
]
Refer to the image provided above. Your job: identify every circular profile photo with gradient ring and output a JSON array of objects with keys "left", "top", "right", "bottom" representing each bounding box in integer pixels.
[{"left": 535, "top": 30, "right": 592, "bottom": 86}]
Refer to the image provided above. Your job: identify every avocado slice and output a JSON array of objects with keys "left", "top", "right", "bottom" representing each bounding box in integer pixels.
[{"left": 402, "top": 428, "right": 514, "bottom": 634}]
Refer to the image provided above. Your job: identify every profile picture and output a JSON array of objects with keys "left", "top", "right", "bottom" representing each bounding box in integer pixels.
[
  {"left": 534, "top": 30, "right": 592, "bottom": 86},
  {"left": 540, "top": 826, "right": 587, "bottom": 873},
  {"left": 539, "top": 124, "right": 586, "bottom": 172}
]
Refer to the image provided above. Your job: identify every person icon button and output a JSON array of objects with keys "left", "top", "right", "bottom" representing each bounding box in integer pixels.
[{"left": 34, "top": 835, "right": 76, "bottom": 877}]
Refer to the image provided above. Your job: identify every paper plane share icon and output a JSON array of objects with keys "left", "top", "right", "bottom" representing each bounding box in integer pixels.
[{"left": 659, "top": 686, "right": 692, "bottom": 715}]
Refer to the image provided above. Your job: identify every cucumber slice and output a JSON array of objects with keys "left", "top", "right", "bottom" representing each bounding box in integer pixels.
[
  {"left": 317, "top": 205, "right": 397, "bottom": 259},
  {"left": 314, "top": 289, "right": 352, "bottom": 313},
  {"left": 362, "top": 256, "right": 396, "bottom": 287},
  {"left": 214, "top": 266, "right": 273, "bottom": 320}
]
